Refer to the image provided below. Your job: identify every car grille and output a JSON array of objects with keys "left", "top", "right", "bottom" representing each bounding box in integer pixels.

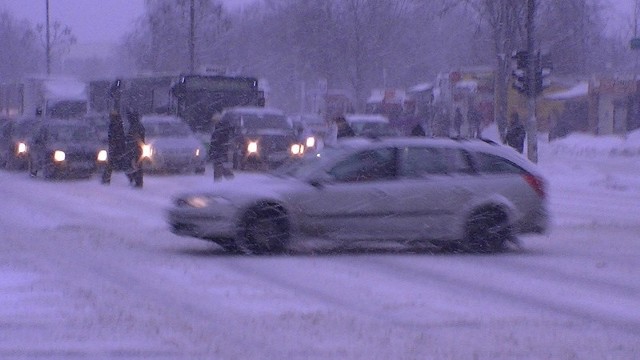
[
  {"left": 65, "top": 151, "right": 96, "bottom": 162},
  {"left": 259, "top": 135, "right": 291, "bottom": 152}
]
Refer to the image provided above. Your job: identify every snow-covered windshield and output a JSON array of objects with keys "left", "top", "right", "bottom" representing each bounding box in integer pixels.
[
  {"left": 272, "top": 146, "right": 347, "bottom": 178},
  {"left": 50, "top": 124, "right": 96, "bottom": 142},
  {"left": 349, "top": 121, "right": 397, "bottom": 136},
  {"left": 144, "top": 121, "right": 192, "bottom": 138},
  {"left": 241, "top": 114, "right": 290, "bottom": 130}
]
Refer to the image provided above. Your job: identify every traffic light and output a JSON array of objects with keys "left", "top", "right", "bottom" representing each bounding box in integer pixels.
[
  {"left": 512, "top": 50, "right": 529, "bottom": 94},
  {"left": 511, "top": 50, "right": 552, "bottom": 97},
  {"left": 533, "top": 53, "right": 552, "bottom": 96}
]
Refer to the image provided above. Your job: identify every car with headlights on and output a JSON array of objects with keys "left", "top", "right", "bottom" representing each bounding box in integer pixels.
[
  {"left": 139, "top": 115, "right": 206, "bottom": 174},
  {"left": 217, "top": 107, "right": 304, "bottom": 171},
  {"left": 167, "top": 137, "right": 548, "bottom": 254},
  {"left": 0, "top": 117, "right": 41, "bottom": 170},
  {"left": 28, "top": 119, "right": 107, "bottom": 179}
]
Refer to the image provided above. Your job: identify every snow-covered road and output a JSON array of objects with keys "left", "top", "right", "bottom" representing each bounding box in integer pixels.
[{"left": 1, "top": 134, "right": 639, "bottom": 359}]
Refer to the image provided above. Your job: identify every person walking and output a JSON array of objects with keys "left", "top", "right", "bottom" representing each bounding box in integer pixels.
[
  {"left": 125, "top": 111, "right": 145, "bottom": 188},
  {"left": 101, "top": 111, "right": 127, "bottom": 184},
  {"left": 467, "top": 105, "right": 482, "bottom": 138},
  {"left": 209, "top": 119, "right": 234, "bottom": 181},
  {"left": 506, "top": 113, "right": 526, "bottom": 153},
  {"left": 453, "top": 107, "right": 463, "bottom": 137},
  {"left": 335, "top": 116, "right": 355, "bottom": 138}
]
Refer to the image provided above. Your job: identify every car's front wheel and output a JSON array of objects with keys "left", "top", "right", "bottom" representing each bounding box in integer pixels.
[{"left": 238, "top": 203, "right": 290, "bottom": 255}]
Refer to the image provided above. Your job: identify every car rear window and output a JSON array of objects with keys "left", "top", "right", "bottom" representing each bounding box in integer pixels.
[{"left": 472, "top": 152, "right": 525, "bottom": 174}]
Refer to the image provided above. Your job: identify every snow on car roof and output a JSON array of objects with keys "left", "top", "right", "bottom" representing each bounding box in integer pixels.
[
  {"left": 224, "top": 106, "right": 285, "bottom": 116},
  {"left": 344, "top": 114, "right": 389, "bottom": 123},
  {"left": 141, "top": 115, "right": 183, "bottom": 123}
]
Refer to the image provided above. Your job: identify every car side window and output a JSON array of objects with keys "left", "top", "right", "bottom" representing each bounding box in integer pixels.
[
  {"left": 473, "top": 152, "right": 524, "bottom": 174},
  {"left": 329, "top": 147, "right": 396, "bottom": 183},
  {"left": 400, "top": 147, "right": 473, "bottom": 177}
]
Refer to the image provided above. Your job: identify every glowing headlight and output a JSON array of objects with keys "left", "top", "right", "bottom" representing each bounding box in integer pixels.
[
  {"left": 97, "top": 150, "right": 108, "bottom": 162},
  {"left": 53, "top": 150, "right": 66, "bottom": 162},
  {"left": 182, "top": 195, "right": 232, "bottom": 208},
  {"left": 247, "top": 141, "right": 258, "bottom": 154},
  {"left": 305, "top": 136, "right": 316, "bottom": 148},
  {"left": 141, "top": 144, "right": 153, "bottom": 158},
  {"left": 195, "top": 148, "right": 201, "bottom": 157},
  {"left": 290, "top": 144, "right": 304, "bottom": 155},
  {"left": 17, "top": 142, "right": 27, "bottom": 154}
]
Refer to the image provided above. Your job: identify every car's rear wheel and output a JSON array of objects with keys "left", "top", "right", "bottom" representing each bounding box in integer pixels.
[
  {"left": 238, "top": 203, "right": 289, "bottom": 255},
  {"left": 464, "top": 208, "right": 512, "bottom": 253}
]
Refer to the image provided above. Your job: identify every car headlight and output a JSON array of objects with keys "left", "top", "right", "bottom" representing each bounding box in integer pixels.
[
  {"left": 305, "top": 136, "right": 316, "bottom": 148},
  {"left": 195, "top": 148, "right": 201, "bottom": 157},
  {"left": 17, "top": 142, "right": 28, "bottom": 154},
  {"left": 53, "top": 150, "right": 66, "bottom": 162},
  {"left": 247, "top": 141, "right": 258, "bottom": 154},
  {"left": 141, "top": 144, "right": 153, "bottom": 158},
  {"left": 97, "top": 149, "right": 108, "bottom": 162},
  {"left": 290, "top": 143, "right": 304, "bottom": 155},
  {"left": 177, "top": 195, "right": 232, "bottom": 208}
]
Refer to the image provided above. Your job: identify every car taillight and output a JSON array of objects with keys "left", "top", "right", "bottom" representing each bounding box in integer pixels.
[{"left": 523, "top": 173, "right": 545, "bottom": 199}]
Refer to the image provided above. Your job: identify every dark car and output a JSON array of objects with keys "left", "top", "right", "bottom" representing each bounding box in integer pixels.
[
  {"left": 217, "top": 107, "right": 303, "bottom": 171},
  {"left": 28, "top": 120, "right": 108, "bottom": 179},
  {"left": 0, "top": 117, "right": 41, "bottom": 170}
]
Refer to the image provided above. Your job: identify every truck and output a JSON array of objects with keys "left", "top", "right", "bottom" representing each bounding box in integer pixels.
[
  {"left": 88, "top": 73, "right": 266, "bottom": 133},
  {"left": 21, "top": 76, "right": 89, "bottom": 119}
]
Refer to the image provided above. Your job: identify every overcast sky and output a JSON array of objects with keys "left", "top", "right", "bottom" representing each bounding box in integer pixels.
[
  {"left": 0, "top": 0, "right": 256, "bottom": 45},
  {"left": 0, "top": 0, "right": 635, "bottom": 46}
]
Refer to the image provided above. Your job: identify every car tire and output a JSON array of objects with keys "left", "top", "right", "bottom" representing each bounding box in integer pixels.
[
  {"left": 464, "top": 208, "right": 511, "bottom": 253},
  {"left": 238, "top": 203, "right": 289, "bottom": 255}
]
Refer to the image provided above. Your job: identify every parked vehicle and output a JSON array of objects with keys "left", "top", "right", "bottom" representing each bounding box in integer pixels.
[
  {"left": 166, "top": 137, "right": 548, "bottom": 254},
  {"left": 0, "top": 117, "right": 41, "bottom": 170},
  {"left": 344, "top": 114, "right": 399, "bottom": 137},
  {"left": 217, "top": 107, "right": 304, "bottom": 171},
  {"left": 139, "top": 115, "right": 206, "bottom": 174},
  {"left": 28, "top": 119, "right": 107, "bottom": 179},
  {"left": 290, "top": 113, "right": 328, "bottom": 149}
]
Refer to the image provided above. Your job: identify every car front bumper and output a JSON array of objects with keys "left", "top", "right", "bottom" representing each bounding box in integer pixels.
[{"left": 167, "top": 207, "right": 237, "bottom": 239}]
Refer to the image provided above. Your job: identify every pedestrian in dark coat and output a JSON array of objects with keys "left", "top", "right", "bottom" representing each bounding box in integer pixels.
[
  {"left": 125, "top": 111, "right": 145, "bottom": 188},
  {"left": 410, "top": 122, "right": 426, "bottom": 136},
  {"left": 335, "top": 116, "right": 355, "bottom": 138},
  {"left": 506, "top": 113, "right": 526, "bottom": 153},
  {"left": 209, "top": 119, "right": 235, "bottom": 181},
  {"left": 453, "top": 107, "right": 463, "bottom": 137},
  {"left": 101, "top": 112, "right": 127, "bottom": 184},
  {"left": 467, "top": 106, "right": 482, "bottom": 138}
]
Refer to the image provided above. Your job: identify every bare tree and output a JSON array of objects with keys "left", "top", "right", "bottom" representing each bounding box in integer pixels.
[
  {"left": 0, "top": 11, "right": 41, "bottom": 81},
  {"left": 36, "top": 21, "right": 77, "bottom": 73}
]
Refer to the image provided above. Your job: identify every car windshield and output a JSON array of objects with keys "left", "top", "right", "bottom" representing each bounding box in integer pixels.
[
  {"left": 350, "top": 121, "right": 395, "bottom": 136},
  {"left": 241, "top": 114, "right": 290, "bottom": 129},
  {"left": 144, "top": 121, "right": 192, "bottom": 137},
  {"left": 271, "top": 146, "right": 348, "bottom": 179},
  {"left": 50, "top": 124, "right": 96, "bottom": 142},
  {"left": 14, "top": 119, "right": 40, "bottom": 138}
]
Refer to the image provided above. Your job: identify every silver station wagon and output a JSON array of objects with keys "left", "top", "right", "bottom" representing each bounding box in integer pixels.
[{"left": 167, "top": 137, "right": 548, "bottom": 254}]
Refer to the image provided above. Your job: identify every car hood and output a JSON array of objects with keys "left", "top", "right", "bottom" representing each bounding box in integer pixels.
[
  {"left": 178, "top": 173, "right": 308, "bottom": 207},
  {"left": 146, "top": 136, "right": 202, "bottom": 150},
  {"left": 244, "top": 129, "right": 295, "bottom": 137},
  {"left": 47, "top": 141, "right": 103, "bottom": 152}
]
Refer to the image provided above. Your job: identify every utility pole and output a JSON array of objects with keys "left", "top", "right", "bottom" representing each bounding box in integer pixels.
[
  {"left": 525, "top": 0, "right": 537, "bottom": 163},
  {"left": 46, "top": 0, "right": 51, "bottom": 75},
  {"left": 189, "top": 0, "right": 195, "bottom": 73}
]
